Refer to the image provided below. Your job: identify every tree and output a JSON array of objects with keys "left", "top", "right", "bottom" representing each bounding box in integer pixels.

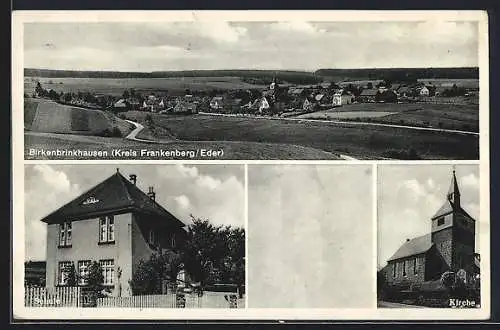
[
  {"left": 66, "top": 264, "right": 78, "bottom": 286},
  {"left": 129, "top": 250, "right": 182, "bottom": 295},
  {"left": 122, "top": 90, "right": 130, "bottom": 100},
  {"left": 182, "top": 217, "right": 245, "bottom": 289},
  {"left": 35, "top": 81, "right": 46, "bottom": 97},
  {"left": 87, "top": 261, "right": 104, "bottom": 295},
  {"left": 48, "top": 89, "right": 59, "bottom": 100}
]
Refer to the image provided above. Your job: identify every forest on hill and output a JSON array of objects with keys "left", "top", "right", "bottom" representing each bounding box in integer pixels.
[{"left": 25, "top": 67, "right": 478, "bottom": 84}]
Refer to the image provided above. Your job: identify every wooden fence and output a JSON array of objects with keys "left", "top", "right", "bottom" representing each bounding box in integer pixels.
[
  {"left": 97, "top": 292, "right": 245, "bottom": 308},
  {"left": 25, "top": 286, "right": 81, "bottom": 307},
  {"left": 25, "top": 287, "right": 245, "bottom": 308}
]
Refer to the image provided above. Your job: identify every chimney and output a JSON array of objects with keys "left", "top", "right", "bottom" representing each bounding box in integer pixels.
[
  {"left": 129, "top": 174, "right": 137, "bottom": 185},
  {"left": 406, "top": 238, "right": 410, "bottom": 242},
  {"left": 147, "top": 186, "right": 156, "bottom": 201}
]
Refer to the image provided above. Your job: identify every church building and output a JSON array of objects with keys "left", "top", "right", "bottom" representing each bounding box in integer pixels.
[
  {"left": 41, "top": 169, "right": 188, "bottom": 297},
  {"left": 383, "top": 169, "right": 479, "bottom": 287}
]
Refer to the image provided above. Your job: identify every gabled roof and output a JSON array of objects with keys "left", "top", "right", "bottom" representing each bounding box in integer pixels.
[
  {"left": 360, "top": 89, "right": 378, "bottom": 96},
  {"left": 315, "top": 94, "right": 325, "bottom": 101},
  {"left": 40, "top": 170, "right": 185, "bottom": 228},
  {"left": 431, "top": 200, "right": 455, "bottom": 219},
  {"left": 388, "top": 234, "right": 433, "bottom": 262}
]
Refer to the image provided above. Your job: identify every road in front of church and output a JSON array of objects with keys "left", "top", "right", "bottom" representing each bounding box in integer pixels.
[{"left": 377, "top": 301, "right": 426, "bottom": 308}]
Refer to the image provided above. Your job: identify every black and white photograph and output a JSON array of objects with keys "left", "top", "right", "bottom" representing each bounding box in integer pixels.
[
  {"left": 23, "top": 164, "right": 245, "bottom": 308},
  {"left": 12, "top": 10, "right": 491, "bottom": 321},
  {"left": 377, "top": 165, "right": 481, "bottom": 308},
  {"left": 247, "top": 164, "right": 374, "bottom": 308},
  {"left": 21, "top": 16, "right": 481, "bottom": 160}
]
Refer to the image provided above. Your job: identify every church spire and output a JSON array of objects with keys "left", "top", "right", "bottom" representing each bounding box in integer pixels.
[{"left": 447, "top": 167, "right": 461, "bottom": 208}]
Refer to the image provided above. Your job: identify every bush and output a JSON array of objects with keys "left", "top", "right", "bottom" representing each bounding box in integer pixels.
[
  {"left": 111, "top": 127, "right": 123, "bottom": 137},
  {"left": 382, "top": 148, "right": 421, "bottom": 160}
]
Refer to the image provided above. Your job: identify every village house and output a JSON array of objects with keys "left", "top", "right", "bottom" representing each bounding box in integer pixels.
[
  {"left": 173, "top": 99, "right": 198, "bottom": 114},
  {"left": 41, "top": 169, "right": 188, "bottom": 297},
  {"left": 209, "top": 96, "right": 224, "bottom": 111},
  {"left": 419, "top": 86, "right": 430, "bottom": 96},
  {"left": 382, "top": 170, "right": 479, "bottom": 288},
  {"left": 332, "top": 90, "right": 355, "bottom": 106},
  {"left": 358, "top": 89, "right": 378, "bottom": 103},
  {"left": 302, "top": 98, "right": 313, "bottom": 111},
  {"left": 113, "top": 99, "right": 129, "bottom": 112}
]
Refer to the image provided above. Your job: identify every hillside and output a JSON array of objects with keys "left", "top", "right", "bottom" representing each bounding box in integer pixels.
[{"left": 24, "top": 98, "right": 134, "bottom": 136}]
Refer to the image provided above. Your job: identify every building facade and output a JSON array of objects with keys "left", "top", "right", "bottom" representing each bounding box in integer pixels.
[
  {"left": 41, "top": 169, "right": 187, "bottom": 297},
  {"left": 383, "top": 170, "right": 479, "bottom": 287}
]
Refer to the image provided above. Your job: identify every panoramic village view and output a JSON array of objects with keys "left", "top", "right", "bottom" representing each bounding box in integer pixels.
[{"left": 23, "top": 21, "right": 480, "bottom": 161}]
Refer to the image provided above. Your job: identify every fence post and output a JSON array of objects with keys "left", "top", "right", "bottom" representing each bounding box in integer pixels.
[{"left": 176, "top": 293, "right": 186, "bottom": 308}]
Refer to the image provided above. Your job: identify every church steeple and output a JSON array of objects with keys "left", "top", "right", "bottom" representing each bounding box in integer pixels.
[{"left": 447, "top": 168, "right": 461, "bottom": 208}]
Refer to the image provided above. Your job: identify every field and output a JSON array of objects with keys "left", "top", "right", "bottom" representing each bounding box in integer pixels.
[
  {"left": 416, "top": 78, "right": 479, "bottom": 89},
  {"left": 25, "top": 98, "right": 134, "bottom": 136},
  {"left": 24, "top": 132, "right": 340, "bottom": 160},
  {"left": 296, "top": 111, "right": 396, "bottom": 120},
  {"left": 122, "top": 112, "right": 479, "bottom": 160},
  {"left": 295, "top": 103, "right": 479, "bottom": 132},
  {"left": 24, "top": 77, "right": 267, "bottom": 96}
]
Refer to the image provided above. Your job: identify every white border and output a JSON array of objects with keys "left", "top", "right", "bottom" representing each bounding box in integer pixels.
[{"left": 12, "top": 10, "right": 490, "bottom": 321}]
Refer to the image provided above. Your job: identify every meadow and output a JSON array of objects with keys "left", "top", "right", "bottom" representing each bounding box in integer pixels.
[
  {"left": 124, "top": 112, "right": 479, "bottom": 160},
  {"left": 24, "top": 98, "right": 133, "bottom": 136},
  {"left": 24, "top": 76, "right": 266, "bottom": 96},
  {"left": 296, "top": 102, "right": 479, "bottom": 132},
  {"left": 25, "top": 132, "right": 340, "bottom": 160}
]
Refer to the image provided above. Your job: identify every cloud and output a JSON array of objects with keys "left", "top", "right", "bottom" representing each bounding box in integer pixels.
[
  {"left": 174, "top": 195, "right": 190, "bottom": 209},
  {"left": 24, "top": 165, "right": 81, "bottom": 261},
  {"left": 198, "top": 22, "right": 248, "bottom": 43},
  {"left": 378, "top": 165, "right": 480, "bottom": 268},
  {"left": 195, "top": 175, "right": 222, "bottom": 190},
  {"left": 461, "top": 173, "right": 480, "bottom": 190},
  {"left": 23, "top": 20, "right": 479, "bottom": 71},
  {"left": 268, "top": 21, "right": 326, "bottom": 34},
  {"left": 176, "top": 164, "right": 199, "bottom": 178}
]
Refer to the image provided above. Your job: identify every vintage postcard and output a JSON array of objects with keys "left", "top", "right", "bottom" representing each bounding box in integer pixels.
[{"left": 11, "top": 10, "right": 490, "bottom": 321}]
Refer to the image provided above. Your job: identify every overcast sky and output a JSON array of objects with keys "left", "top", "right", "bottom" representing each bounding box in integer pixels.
[
  {"left": 377, "top": 165, "right": 481, "bottom": 270},
  {"left": 247, "top": 165, "right": 374, "bottom": 308},
  {"left": 24, "top": 21, "right": 478, "bottom": 71},
  {"left": 24, "top": 164, "right": 244, "bottom": 261}
]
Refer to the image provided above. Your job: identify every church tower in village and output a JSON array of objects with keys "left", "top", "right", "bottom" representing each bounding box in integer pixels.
[
  {"left": 430, "top": 169, "right": 476, "bottom": 272},
  {"left": 269, "top": 75, "right": 280, "bottom": 103}
]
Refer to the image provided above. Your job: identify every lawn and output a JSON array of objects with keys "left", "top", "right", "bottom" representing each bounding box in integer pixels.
[{"left": 122, "top": 112, "right": 479, "bottom": 160}]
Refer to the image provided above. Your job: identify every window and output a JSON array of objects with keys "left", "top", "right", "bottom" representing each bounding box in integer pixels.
[
  {"left": 393, "top": 263, "right": 396, "bottom": 277},
  {"left": 99, "top": 216, "right": 115, "bottom": 244},
  {"left": 149, "top": 229, "right": 156, "bottom": 245},
  {"left": 99, "top": 259, "right": 115, "bottom": 285},
  {"left": 171, "top": 233, "right": 176, "bottom": 248},
  {"left": 402, "top": 260, "right": 407, "bottom": 276},
  {"left": 58, "top": 261, "right": 73, "bottom": 285},
  {"left": 437, "top": 217, "right": 445, "bottom": 226},
  {"left": 413, "top": 258, "right": 418, "bottom": 275},
  {"left": 59, "top": 222, "right": 72, "bottom": 247},
  {"left": 77, "top": 260, "right": 91, "bottom": 285}
]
